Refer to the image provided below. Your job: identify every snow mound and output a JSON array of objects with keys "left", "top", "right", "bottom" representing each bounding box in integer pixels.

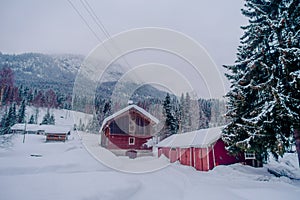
[
  {"left": 266, "top": 153, "right": 300, "bottom": 180},
  {"left": 0, "top": 132, "right": 299, "bottom": 200},
  {"left": 79, "top": 131, "right": 170, "bottom": 173}
]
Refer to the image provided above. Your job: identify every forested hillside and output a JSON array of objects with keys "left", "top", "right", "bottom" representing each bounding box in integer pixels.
[{"left": 0, "top": 52, "right": 229, "bottom": 134}]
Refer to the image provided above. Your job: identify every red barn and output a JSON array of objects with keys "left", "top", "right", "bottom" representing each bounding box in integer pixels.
[
  {"left": 99, "top": 105, "right": 159, "bottom": 158},
  {"left": 156, "top": 127, "right": 245, "bottom": 171}
]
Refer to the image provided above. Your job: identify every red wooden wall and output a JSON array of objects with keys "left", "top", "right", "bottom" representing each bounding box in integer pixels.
[
  {"left": 101, "top": 108, "right": 154, "bottom": 151},
  {"left": 213, "top": 140, "right": 244, "bottom": 166},
  {"left": 106, "top": 135, "right": 152, "bottom": 150},
  {"left": 158, "top": 138, "right": 245, "bottom": 171}
]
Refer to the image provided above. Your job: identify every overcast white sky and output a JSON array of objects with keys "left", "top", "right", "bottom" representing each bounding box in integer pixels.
[
  {"left": 0, "top": 0, "right": 247, "bottom": 64},
  {"left": 0, "top": 0, "right": 248, "bottom": 98}
]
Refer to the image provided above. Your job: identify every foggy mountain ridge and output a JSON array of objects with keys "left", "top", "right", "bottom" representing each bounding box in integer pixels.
[{"left": 0, "top": 52, "right": 167, "bottom": 100}]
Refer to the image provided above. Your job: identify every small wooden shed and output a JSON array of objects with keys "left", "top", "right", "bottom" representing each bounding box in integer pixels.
[
  {"left": 156, "top": 127, "right": 245, "bottom": 171},
  {"left": 43, "top": 125, "right": 71, "bottom": 142},
  {"left": 99, "top": 105, "right": 159, "bottom": 157}
]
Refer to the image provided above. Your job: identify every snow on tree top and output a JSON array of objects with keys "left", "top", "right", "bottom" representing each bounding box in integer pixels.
[{"left": 156, "top": 126, "right": 223, "bottom": 148}]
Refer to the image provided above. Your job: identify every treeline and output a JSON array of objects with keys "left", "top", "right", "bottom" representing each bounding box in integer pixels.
[
  {"left": 0, "top": 67, "right": 70, "bottom": 134},
  {"left": 77, "top": 92, "right": 228, "bottom": 135},
  {"left": 161, "top": 93, "right": 228, "bottom": 138},
  {"left": 0, "top": 67, "right": 72, "bottom": 109},
  {"left": 1, "top": 67, "right": 228, "bottom": 136}
]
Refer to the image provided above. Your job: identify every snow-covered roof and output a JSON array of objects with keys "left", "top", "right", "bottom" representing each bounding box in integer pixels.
[
  {"left": 156, "top": 127, "right": 223, "bottom": 148},
  {"left": 41, "top": 125, "right": 71, "bottom": 134},
  {"left": 11, "top": 124, "right": 41, "bottom": 132},
  {"left": 10, "top": 124, "right": 71, "bottom": 134},
  {"left": 99, "top": 105, "right": 159, "bottom": 132}
]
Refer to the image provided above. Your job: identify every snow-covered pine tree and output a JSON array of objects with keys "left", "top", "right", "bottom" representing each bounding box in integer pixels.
[
  {"left": 223, "top": 0, "right": 300, "bottom": 164},
  {"left": 179, "top": 93, "right": 185, "bottom": 133},
  {"left": 86, "top": 113, "right": 100, "bottom": 133},
  {"left": 189, "top": 95, "right": 200, "bottom": 131},
  {"left": 49, "top": 114, "right": 55, "bottom": 125},
  {"left": 17, "top": 99, "right": 26, "bottom": 123},
  {"left": 34, "top": 107, "right": 39, "bottom": 124},
  {"left": 103, "top": 100, "right": 112, "bottom": 119},
  {"left": 162, "top": 93, "right": 178, "bottom": 138},
  {"left": 28, "top": 115, "right": 35, "bottom": 124},
  {"left": 0, "top": 108, "right": 9, "bottom": 134},
  {"left": 198, "top": 98, "right": 211, "bottom": 128},
  {"left": 172, "top": 97, "right": 181, "bottom": 133},
  {"left": 184, "top": 92, "right": 192, "bottom": 132},
  {"left": 8, "top": 103, "right": 17, "bottom": 127},
  {"left": 41, "top": 109, "right": 54, "bottom": 125},
  {"left": 0, "top": 103, "right": 17, "bottom": 134},
  {"left": 78, "top": 118, "right": 85, "bottom": 131}
]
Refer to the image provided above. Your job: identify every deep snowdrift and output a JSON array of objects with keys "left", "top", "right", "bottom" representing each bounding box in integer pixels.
[{"left": 0, "top": 132, "right": 299, "bottom": 200}]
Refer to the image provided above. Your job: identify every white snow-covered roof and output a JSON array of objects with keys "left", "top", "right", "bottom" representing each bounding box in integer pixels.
[
  {"left": 156, "top": 127, "right": 223, "bottom": 148},
  {"left": 11, "top": 124, "right": 41, "bottom": 132},
  {"left": 41, "top": 125, "right": 71, "bottom": 134},
  {"left": 10, "top": 124, "right": 71, "bottom": 134},
  {"left": 10, "top": 123, "right": 27, "bottom": 130},
  {"left": 99, "top": 105, "right": 159, "bottom": 132}
]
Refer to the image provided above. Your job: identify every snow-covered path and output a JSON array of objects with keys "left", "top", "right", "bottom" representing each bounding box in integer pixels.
[{"left": 0, "top": 133, "right": 299, "bottom": 200}]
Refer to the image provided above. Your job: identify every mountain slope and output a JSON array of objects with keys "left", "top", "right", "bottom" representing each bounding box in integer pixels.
[
  {"left": 0, "top": 52, "right": 168, "bottom": 100},
  {"left": 0, "top": 52, "right": 83, "bottom": 92}
]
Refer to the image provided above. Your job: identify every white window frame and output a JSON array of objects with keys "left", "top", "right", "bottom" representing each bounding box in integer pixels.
[
  {"left": 129, "top": 137, "right": 135, "bottom": 145},
  {"left": 244, "top": 152, "right": 256, "bottom": 160}
]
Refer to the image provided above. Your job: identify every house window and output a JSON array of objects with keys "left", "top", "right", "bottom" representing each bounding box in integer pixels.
[
  {"left": 129, "top": 137, "right": 135, "bottom": 145},
  {"left": 244, "top": 152, "right": 256, "bottom": 160},
  {"left": 129, "top": 119, "right": 136, "bottom": 134}
]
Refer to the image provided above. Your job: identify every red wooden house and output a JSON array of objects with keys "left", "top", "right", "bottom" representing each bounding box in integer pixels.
[
  {"left": 99, "top": 105, "right": 159, "bottom": 158},
  {"left": 156, "top": 127, "right": 245, "bottom": 171}
]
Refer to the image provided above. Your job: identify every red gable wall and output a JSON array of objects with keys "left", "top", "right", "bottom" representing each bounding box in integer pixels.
[{"left": 101, "top": 107, "right": 154, "bottom": 151}]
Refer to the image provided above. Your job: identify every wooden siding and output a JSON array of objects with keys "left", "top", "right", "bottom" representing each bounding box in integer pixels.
[
  {"left": 46, "top": 133, "right": 67, "bottom": 142},
  {"left": 213, "top": 140, "right": 244, "bottom": 166},
  {"left": 158, "top": 138, "right": 245, "bottom": 171},
  {"left": 103, "top": 134, "right": 152, "bottom": 150}
]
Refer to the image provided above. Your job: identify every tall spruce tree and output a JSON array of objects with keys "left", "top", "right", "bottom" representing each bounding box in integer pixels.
[
  {"left": 49, "top": 114, "right": 55, "bottom": 125},
  {"left": 0, "top": 109, "right": 9, "bottom": 134},
  {"left": 183, "top": 93, "right": 192, "bottom": 132},
  {"left": 0, "top": 103, "right": 17, "bottom": 134},
  {"left": 17, "top": 99, "right": 26, "bottom": 123},
  {"left": 223, "top": 0, "right": 300, "bottom": 164},
  {"left": 86, "top": 113, "right": 100, "bottom": 133},
  {"left": 179, "top": 93, "right": 185, "bottom": 133},
  {"left": 163, "top": 94, "right": 178, "bottom": 137},
  {"left": 28, "top": 115, "right": 35, "bottom": 124},
  {"left": 8, "top": 103, "right": 17, "bottom": 127}
]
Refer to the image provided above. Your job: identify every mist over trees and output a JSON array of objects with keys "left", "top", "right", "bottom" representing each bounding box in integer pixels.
[{"left": 0, "top": 65, "right": 229, "bottom": 136}]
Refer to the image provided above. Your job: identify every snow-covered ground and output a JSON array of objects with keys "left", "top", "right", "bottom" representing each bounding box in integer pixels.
[
  {"left": 23, "top": 106, "right": 92, "bottom": 127},
  {"left": 0, "top": 132, "right": 299, "bottom": 200}
]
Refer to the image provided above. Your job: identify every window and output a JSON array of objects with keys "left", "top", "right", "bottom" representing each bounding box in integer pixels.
[
  {"left": 129, "top": 119, "right": 136, "bottom": 134},
  {"left": 109, "top": 121, "right": 127, "bottom": 135},
  {"left": 129, "top": 137, "right": 135, "bottom": 145},
  {"left": 244, "top": 152, "right": 256, "bottom": 160}
]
